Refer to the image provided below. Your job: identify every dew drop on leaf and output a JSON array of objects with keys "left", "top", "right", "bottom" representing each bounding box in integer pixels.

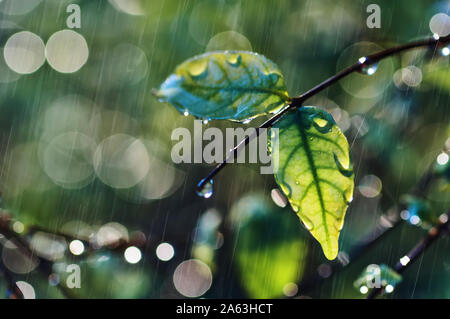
[
  {"left": 301, "top": 216, "right": 314, "bottom": 230},
  {"left": 313, "top": 118, "right": 328, "bottom": 128},
  {"left": 279, "top": 183, "right": 292, "bottom": 197},
  {"left": 267, "top": 72, "right": 281, "bottom": 85},
  {"left": 226, "top": 53, "right": 242, "bottom": 66},
  {"left": 196, "top": 179, "right": 214, "bottom": 198},
  {"left": 344, "top": 187, "right": 354, "bottom": 204},
  {"left": 188, "top": 59, "right": 208, "bottom": 78},
  {"left": 334, "top": 218, "right": 344, "bottom": 231}
]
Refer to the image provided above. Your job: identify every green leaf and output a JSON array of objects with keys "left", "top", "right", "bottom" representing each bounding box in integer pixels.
[
  {"left": 270, "top": 106, "right": 354, "bottom": 260},
  {"left": 229, "top": 194, "right": 308, "bottom": 298},
  {"left": 155, "top": 51, "right": 290, "bottom": 122}
]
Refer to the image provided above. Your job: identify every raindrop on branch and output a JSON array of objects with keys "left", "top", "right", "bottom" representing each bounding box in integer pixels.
[
  {"left": 196, "top": 179, "right": 214, "bottom": 198},
  {"left": 358, "top": 57, "right": 378, "bottom": 76}
]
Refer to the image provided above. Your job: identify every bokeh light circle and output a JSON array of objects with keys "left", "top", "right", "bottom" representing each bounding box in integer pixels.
[
  {"left": 156, "top": 242, "right": 175, "bottom": 261},
  {"left": 429, "top": 13, "right": 450, "bottom": 37},
  {"left": 4, "top": 31, "right": 45, "bottom": 74},
  {"left": 93, "top": 134, "right": 150, "bottom": 189},
  {"left": 45, "top": 29, "right": 89, "bottom": 73},
  {"left": 16, "top": 281, "right": 36, "bottom": 299},
  {"left": 0, "top": 0, "right": 41, "bottom": 16},
  {"left": 1, "top": 240, "right": 39, "bottom": 274},
  {"left": 42, "top": 132, "right": 96, "bottom": 189},
  {"left": 30, "top": 232, "right": 67, "bottom": 261},
  {"left": 206, "top": 31, "right": 252, "bottom": 52},
  {"left": 69, "top": 240, "right": 85, "bottom": 256},
  {"left": 173, "top": 259, "right": 212, "bottom": 297},
  {"left": 358, "top": 174, "right": 382, "bottom": 198},
  {"left": 109, "top": 0, "right": 144, "bottom": 16},
  {"left": 124, "top": 246, "right": 142, "bottom": 264}
]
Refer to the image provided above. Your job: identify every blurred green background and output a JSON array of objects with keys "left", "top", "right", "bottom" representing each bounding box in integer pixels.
[{"left": 0, "top": 0, "right": 449, "bottom": 299}]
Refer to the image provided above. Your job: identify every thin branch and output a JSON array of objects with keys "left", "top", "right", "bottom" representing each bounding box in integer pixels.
[
  {"left": 367, "top": 210, "right": 450, "bottom": 299},
  {"left": 197, "top": 34, "right": 450, "bottom": 192}
]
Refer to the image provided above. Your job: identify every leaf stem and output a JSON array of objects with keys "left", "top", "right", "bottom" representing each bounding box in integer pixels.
[{"left": 197, "top": 34, "right": 450, "bottom": 192}]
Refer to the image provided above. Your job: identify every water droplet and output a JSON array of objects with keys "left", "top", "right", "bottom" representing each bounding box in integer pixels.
[
  {"left": 301, "top": 216, "right": 314, "bottom": 230},
  {"left": 358, "top": 56, "right": 367, "bottom": 64},
  {"left": 334, "top": 153, "right": 353, "bottom": 178},
  {"left": 441, "top": 46, "right": 450, "bottom": 57},
  {"left": 359, "top": 61, "right": 378, "bottom": 76},
  {"left": 344, "top": 187, "right": 354, "bottom": 204},
  {"left": 226, "top": 53, "right": 242, "bottom": 66},
  {"left": 183, "top": 110, "right": 189, "bottom": 116},
  {"left": 196, "top": 179, "right": 213, "bottom": 198},
  {"left": 291, "top": 204, "right": 299, "bottom": 212},
  {"left": 267, "top": 72, "right": 281, "bottom": 84},
  {"left": 334, "top": 218, "right": 344, "bottom": 231},
  {"left": 279, "top": 183, "right": 292, "bottom": 197},
  {"left": 241, "top": 118, "right": 252, "bottom": 124},
  {"left": 202, "top": 118, "right": 209, "bottom": 125},
  {"left": 313, "top": 118, "right": 328, "bottom": 128},
  {"left": 188, "top": 59, "right": 208, "bottom": 78}
]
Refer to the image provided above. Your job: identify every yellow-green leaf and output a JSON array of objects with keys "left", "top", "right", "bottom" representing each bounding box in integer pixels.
[
  {"left": 270, "top": 106, "right": 354, "bottom": 260},
  {"left": 155, "top": 51, "right": 290, "bottom": 122}
]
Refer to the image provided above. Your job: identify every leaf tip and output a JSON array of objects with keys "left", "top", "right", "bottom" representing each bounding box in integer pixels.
[{"left": 323, "top": 247, "right": 339, "bottom": 261}]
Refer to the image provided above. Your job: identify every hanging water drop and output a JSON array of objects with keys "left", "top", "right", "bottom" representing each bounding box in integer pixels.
[
  {"left": 361, "top": 62, "right": 378, "bottom": 75},
  {"left": 196, "top": 179, "right": 214, "bottom": 198},
  {"left": 358, "top": 56, "right": 378, "bottom": 75}
]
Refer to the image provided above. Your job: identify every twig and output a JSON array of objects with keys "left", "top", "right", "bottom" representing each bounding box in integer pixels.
[
  {"left": 367, "top": 210, "right": 450, "bottom": 299},
  {"left": 197, "top": 34, "right": 450, "bottom": 192}
]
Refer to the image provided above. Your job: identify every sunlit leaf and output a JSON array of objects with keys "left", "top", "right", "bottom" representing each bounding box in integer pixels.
[
  {"left": 270, "top": 106, "right": 354, "bottom": 260},
  {"left": 230, "top": 194, "right": 308, "bottom": 298},
  {"left": 155, "top": 51, "right": 290, "bottom": 122}
]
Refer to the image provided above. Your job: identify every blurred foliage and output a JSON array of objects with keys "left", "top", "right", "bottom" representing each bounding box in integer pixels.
[
  {"left": 0, "top": 0, "right": 448, "bottom": 299},
  {"left": 229, "top": 194, "right": 307, "bottom": 298}
]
